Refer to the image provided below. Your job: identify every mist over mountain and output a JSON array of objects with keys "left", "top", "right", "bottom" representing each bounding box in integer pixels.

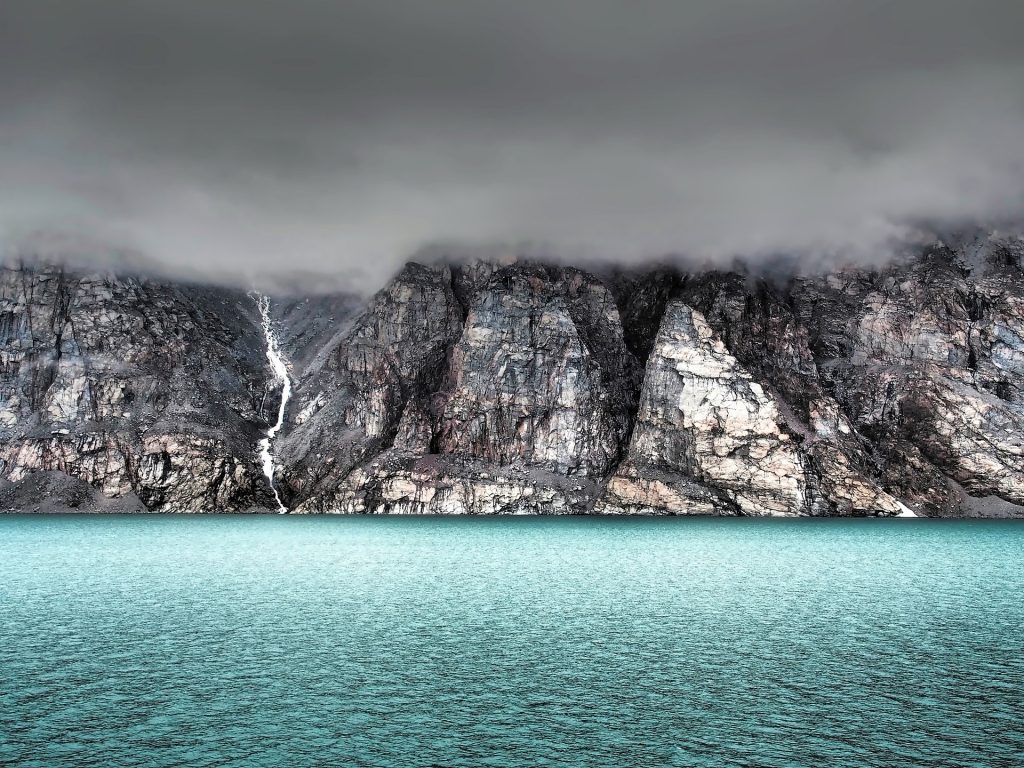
[
  {"left": 2, "top": 230, "right": 1024, "bottom": 517},
  {"left": 2, "top": 1, "right": 1024, "bottom": 291},
  {"left": 3, "top": 2, "right": 1024, "bottom": 516}
]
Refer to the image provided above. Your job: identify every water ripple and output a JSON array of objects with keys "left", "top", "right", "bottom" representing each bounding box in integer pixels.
[{"left": 1, "top": 516, "right": 1022, "bottom": 767}]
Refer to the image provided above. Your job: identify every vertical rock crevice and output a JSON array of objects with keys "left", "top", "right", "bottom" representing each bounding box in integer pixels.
[{"left": 5, "top": 232, "right": 1024, "bottom": 517}]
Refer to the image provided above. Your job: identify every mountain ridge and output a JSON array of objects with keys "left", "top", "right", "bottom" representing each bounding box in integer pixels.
[{"left": 3, "top": 232, "right": 1024, "bottom": 516}]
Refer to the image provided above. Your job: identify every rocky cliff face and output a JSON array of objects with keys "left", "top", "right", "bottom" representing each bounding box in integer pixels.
[
  {"left": 599, "top": 301, "right": 814, "bottom": 516},
  {"left": 4, "top": 232, "right": 1024, "bottom": 516},
  {"left": 0, "top": 264, "right": 277, "bottom": 511}
]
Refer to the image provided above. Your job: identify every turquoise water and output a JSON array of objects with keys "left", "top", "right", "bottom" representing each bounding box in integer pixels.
[{"left": 1, "top": 517, "right": 1022, "bottom": 767}]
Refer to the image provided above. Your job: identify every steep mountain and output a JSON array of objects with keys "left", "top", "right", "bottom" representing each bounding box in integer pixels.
[
  {"left": 0, "top": 264, "right": 276, "bottom": 511},
  {"left": 3, "top": 231, "right": 1024, "bottom": 516},
  {"left": 274, "top": 233, "right": 1024, "bottom": 517}
]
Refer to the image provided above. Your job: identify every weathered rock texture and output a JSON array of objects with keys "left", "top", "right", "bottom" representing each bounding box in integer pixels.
[
  {"left": 270, "top": 235, "right": 1024, "bottom": 517},
  {"left": 599, "top": 302, "right": 812, "bottom": 516},
  {"left": 4, "top": 231, "right": 1024, "bottom": 516},
  {"left": 0, "top": 263, "right": 278, "bottom": 511}
]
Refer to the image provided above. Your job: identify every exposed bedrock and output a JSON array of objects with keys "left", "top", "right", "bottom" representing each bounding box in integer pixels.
[
  {"left": 0, "top": 265, "right": 280, "bottom": 511},
  {"left": 4, "top": 230, "right": 1024, "bottom": 516}
]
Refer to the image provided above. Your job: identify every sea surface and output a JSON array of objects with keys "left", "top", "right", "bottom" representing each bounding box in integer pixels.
[{"left": 1, "top": 516, "right": 1022, "bottom": 768}]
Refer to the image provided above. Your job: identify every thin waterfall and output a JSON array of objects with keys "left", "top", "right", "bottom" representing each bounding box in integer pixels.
[{"left": 253, "top": 293, "right": 292, "bottom": 513}]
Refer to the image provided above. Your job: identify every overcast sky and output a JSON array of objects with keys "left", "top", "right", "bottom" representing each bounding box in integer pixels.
[{"left": 2, "top": 0, "right": 1023, "bottom": 290}]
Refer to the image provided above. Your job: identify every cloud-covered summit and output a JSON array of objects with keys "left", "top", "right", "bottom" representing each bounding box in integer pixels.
[{"left": 2, "top": 0, "right": 1023, "bottom": 289}]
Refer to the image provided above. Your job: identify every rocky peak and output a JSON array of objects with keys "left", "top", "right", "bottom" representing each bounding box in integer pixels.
[{"left": 4, "top": 235, "right": 1024, "bottom": 517}]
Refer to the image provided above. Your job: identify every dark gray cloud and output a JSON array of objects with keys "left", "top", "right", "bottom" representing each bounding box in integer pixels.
[{"left": 2, "top": 0, "right": 1023, "bottom": 289}]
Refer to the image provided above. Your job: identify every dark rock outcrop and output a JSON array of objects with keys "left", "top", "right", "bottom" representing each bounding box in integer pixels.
[
  {"left": 0, "top": 263, "right": 276, "bottom": 511},
  {"left": 274, "top": 263, "right": 464, "bottom": 510},
  {"left": 4, "top": 231, "right": 1024, "bottom": 516}
]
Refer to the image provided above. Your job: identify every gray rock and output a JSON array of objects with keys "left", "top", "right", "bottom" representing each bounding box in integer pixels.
[
  {"left": 275, "top": 262, "right": 464, "bottom": 510},
  {"left": 5, "top": 231, "right": 1024, "bottom": 517},
  {"left": 0, "top": 471, "right": 147, "bottom": 514},
  {"left": 0, "top": 262, "right": 277, "bottom": 511}
]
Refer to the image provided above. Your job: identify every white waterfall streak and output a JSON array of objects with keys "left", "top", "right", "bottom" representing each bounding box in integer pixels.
[{"left": 254, "top": 293, "right": 292, "bottom": 513}]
